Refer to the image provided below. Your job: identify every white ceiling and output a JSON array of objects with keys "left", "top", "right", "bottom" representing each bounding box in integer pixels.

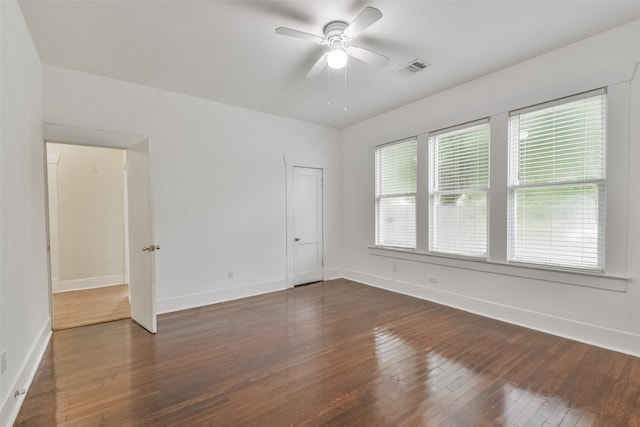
[{"left": 19, "top": 1, "right": 640, "bottom": 129}]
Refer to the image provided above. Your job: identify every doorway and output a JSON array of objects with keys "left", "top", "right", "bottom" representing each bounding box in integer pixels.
[
  {"left": 43, "top": 123, "right": 157, "bottom": 333},
  {"left": 286, "top": 161, "right": 324, "bottom": 287},
  {"left": 46, "top": 143, "right": 130, "bottom": 329}
]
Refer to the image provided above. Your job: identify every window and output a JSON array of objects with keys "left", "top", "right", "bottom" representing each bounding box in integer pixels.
[
  {"left": 428, "top": 121, "right": 490, "bottom": 257},
  {"left": 370, "top": 77, "right": 629, "bottom": 290},
  {"left": 375, "top": 138, "right": 417, "bottom": 249},
  {"left": 508, "top": 90, "right": 606, "bottom": 270}
]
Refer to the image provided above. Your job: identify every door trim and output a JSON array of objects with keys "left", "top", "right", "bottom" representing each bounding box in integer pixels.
[
  {"left": 284, "top": 156, "right": 329, "bottom": 288},
  {"left": 42, "top": 123, "right": 156, "bottom": 332}
]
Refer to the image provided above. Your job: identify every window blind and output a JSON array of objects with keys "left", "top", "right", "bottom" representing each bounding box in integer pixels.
[
  {"left": 508, "top": 90, "right": 606, "bottom": 270},
  {"left": 375, "top": 138, "right": 417, "bottom": 248},
  {"left": 428, "top": 121, "right": 490, "bottom": 257}
]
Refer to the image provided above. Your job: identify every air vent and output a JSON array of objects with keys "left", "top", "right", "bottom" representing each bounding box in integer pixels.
[{"left": 396, "top": 59, "right": 430, "bottom": 76}]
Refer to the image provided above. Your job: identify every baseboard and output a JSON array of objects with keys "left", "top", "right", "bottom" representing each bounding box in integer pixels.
[
  {"left": 0, "top": 317, "right": 52, "bottom": 427},
  {"left": 157, "top": 279, "right": 286, "bottom": 314},
  {"left": 323, "top": 269, "right": 342, "bottom": 281},
  {"left": 343, "top": 269, "right": 640, "bottom": 358},
  {"left": 52, "top": 274, "right": 125, "bottom": 293},
  {"left": 285, "top": 270, "right": 343, "bottom": 287}
]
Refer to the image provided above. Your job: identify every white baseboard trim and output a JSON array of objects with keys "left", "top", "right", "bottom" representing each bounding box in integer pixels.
[
  {"left": 53, "top": 274, "right": 126, "bottom": 293},
  {"left": 285, "top": 270, "right": 343, "bottom": 288},
  {"left": 0, "top": 317, "right": 52, "bottom": 427},
  {"left": 323, "top": 269, "right": 342, "bottom": 281},
  {"left": 343, "top": 269, "right": 640, "bottom": 358},
  {"left": 157, "top": 279, "right": 286, "bottom": 314}
]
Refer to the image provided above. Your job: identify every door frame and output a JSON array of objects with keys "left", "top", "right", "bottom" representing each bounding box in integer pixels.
[
  {"left": 284, "top": 156, "right": 328, "bottom": 288},
  {"left": 42, "top": 123, "right": 156, "bottom": 331}
]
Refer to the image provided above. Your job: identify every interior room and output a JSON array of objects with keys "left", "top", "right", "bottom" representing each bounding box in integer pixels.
[
  {"left": 2, "top": 1, "right": 640, "bottom": 425},
  {"left": 46, "top": 143, "right": 131, "bottom": 330}
]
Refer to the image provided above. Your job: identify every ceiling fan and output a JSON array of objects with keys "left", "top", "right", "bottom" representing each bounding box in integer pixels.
[{"left": 275, "top": 6, "right": 390, "bottom": 78}]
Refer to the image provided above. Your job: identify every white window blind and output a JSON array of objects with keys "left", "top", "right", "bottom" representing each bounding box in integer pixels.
[
  {"left": 428, "top": 121, "right": 490, "bottom": 257},
  {"left": 508, "top": 90, "right": 606, "bottom": 270},
  {"left": 375, "top": 138, "right": 417, "bottom": 248}
]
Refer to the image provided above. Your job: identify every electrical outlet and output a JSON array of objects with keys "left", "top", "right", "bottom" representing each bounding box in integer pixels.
[
  {"left": 428, "top": 276, "right": 438, "bottom": 284},
  {"left": 1, "top": 351, "right": 6, "bottom": 374},
  {"left": 392, "top": 264, "right": 398, "bottom": 272},
  {"left": 228, "top": 270, "right": 234, "bottom": 279}
]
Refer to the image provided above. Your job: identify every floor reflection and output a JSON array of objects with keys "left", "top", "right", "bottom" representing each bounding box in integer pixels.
[{"left": 370, "top": 318, "right": 597, "bottom": 426}]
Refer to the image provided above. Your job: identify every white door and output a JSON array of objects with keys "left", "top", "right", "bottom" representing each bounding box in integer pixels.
[
  {"left": 126, "top": 140, "right": 157, "bottom": 333},
  {"left": 293, "top": 167, "right": 323, "bottom": 285}
]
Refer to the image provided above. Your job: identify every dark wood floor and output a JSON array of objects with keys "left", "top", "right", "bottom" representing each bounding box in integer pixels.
[{"left": 15, "top": 279, "right": 640, "bottom": 426}]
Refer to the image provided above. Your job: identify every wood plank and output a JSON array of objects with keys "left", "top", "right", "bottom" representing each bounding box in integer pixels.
[
  {"left": 16, "top": 279, "right": 640, "bottom": 426},
  {"left": 52, "top": 284, "right": 131, "bottom": 330}
]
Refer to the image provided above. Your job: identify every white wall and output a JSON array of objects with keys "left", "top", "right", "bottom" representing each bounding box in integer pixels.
[
  {"left": 0, "top": 1, "right": 51, "bottom": 425},
  {"left": 43, "top": 66, "right": 343, "bottom": 313},
  {"left": 47, "top": 143, "right": 126, "bottom": 292},
  {"left": 342, "top": 19, "right": 640, "bottom": 356}
]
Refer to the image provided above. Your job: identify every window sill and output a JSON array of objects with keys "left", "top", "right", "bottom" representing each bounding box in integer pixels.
[{"left": 368, "top": 246, "right": 629, "bottom": 292}]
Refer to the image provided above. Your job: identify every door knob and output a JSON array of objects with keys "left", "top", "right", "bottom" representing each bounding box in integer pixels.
[
  {"left": 294, "top": 237, "right": 301, "bottom": 241},
  {"left": 142, "top": 245, "right": 160, "bottom": 252}
]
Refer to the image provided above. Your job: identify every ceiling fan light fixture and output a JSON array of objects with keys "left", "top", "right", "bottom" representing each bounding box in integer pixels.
[
  {"left": 327, "top": 48, "right": 348, "bottom": 69},
  {"left": 275, "top": 6, "right": 387, "bottom": 77}
]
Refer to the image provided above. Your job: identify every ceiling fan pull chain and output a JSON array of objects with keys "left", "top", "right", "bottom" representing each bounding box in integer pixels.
[
  {"left": 344, "top": 64, "right": 348, "bottom": 111},
  {"left": 327, "top": 66, "right": 331, "bottom": 106}
]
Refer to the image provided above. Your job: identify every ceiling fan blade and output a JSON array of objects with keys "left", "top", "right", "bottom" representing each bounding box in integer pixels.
[
  {"left": 343, "top": 6, "right": 382, "bottom": 39},
  {"left": 275, "top": 27, "right": 324, "bottom": 44},
  {"left": 348, "top": 46, "right": 390, "bottom": 67},
  {"left": 306, "top": 52, "right": 328, "bottom": 78}
]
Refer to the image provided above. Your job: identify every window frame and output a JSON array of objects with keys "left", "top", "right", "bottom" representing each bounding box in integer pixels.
[
  {"left": 506, "top": 89, "right": 607, "bottom": 272},
  {"left": 428, "top": 119, "right": 491, "bottom": 258},
  {"left": 374, "top": 137, "right": 418, "bottom": 249}
]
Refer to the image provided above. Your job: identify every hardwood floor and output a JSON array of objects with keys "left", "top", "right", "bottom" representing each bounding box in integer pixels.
[
  {"left": 16, "top": 279, "right": 640, "bottom": 426},
  {"left": 52, "top": 284, "right": 131, "bottom": 330}
]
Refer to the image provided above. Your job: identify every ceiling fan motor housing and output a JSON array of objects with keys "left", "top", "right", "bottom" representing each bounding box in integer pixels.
[{"left": 323, "top": 21, "right": 349, "bottom": 46}]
